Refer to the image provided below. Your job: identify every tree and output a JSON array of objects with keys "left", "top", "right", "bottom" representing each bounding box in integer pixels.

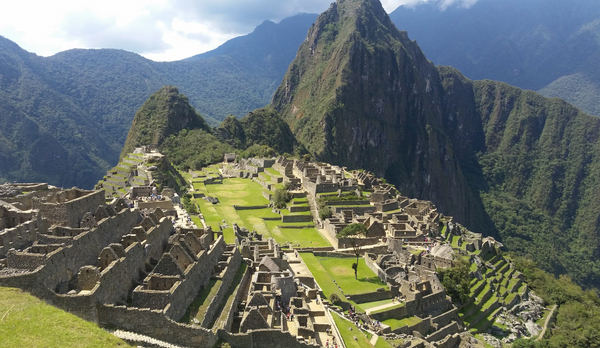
[
  {"left": 319, "top": 206, "right": 332, "bottom": 220},
  {"left": 437, "top": 259, "right": 470, "bottom": 304},
  {"left": 338, "top": 223, "right": 368, "bottom": 279},
  {"left": 273, "top": 188, "right": 291, "bottom": 209}
]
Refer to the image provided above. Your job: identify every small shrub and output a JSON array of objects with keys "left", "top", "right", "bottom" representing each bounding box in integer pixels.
[
  {"left": 329, "top": 293, "right": 342, "bottom": 305},
  {"left": 319, "top": 206, "right": 333, "bottom": 220}
]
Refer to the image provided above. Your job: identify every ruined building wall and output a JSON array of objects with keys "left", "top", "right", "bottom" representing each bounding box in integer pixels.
[
  {"left": 0, "top": 215, "right": 47, "bottom": 258},
  {"left": 163, "top": 235, "right": 227, "bottom": 321},
  {"left": 199, "top": 248, "right": 241, "bottom": 328},
  {"left": 33, "top": 190, "right": 105, "bottom": 228}
]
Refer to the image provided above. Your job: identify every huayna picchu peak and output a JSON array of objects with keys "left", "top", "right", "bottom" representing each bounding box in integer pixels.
[{"left": 273, "top": 0, "right": 480, "bottom": 235}]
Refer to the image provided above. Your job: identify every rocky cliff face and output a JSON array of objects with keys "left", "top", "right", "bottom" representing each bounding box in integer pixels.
[{"left": 272, "top": 0, "right": 479, "bottom": 227}]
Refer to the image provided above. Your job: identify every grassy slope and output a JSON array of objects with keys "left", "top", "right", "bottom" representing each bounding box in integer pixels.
[{"left": 0, "top": 287, "right": 130, "bottom": 348}]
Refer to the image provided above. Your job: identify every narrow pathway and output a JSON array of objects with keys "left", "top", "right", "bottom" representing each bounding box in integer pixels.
[
  {"left": 111, "top": 329, "right": 188, "bottom": 348},
  {"left": 537, "top": 304, "right": 557, "bottom": 341},
  {"left": 365, "top": 301, "right": 402, "bottom": 314}
]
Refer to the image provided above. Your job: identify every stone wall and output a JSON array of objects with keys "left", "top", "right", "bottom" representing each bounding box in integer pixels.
[
  {"left": 365, "top": 255, "right": 388, "bottom": 283},
  {"left": 2, "top": 208, "right": 142, "bottom": 296},
  {"left": 331, "top": 206, "right": 376, "bottom": 215},
  {"left": 426, "top": 321, "right": 458, "bottom": 342},
  {"left": 200, "top": 248, "right": 241, "bottom": 328},
  {"left": 233, "top": 205, "right": 269, "bottom": 210},
  {"left": 98, "top": 305, "right": 218, "bottom": 348},
  {"left": 221, "top": 266, "right": 252, "bottom": 331},
  {"left": 325, "top": 200, "right": 370, "bottom": 206},
  {"left": 218, "top": 329, "right": 317, "bottom": 348},
  {"left": 348, "top": 290, "right": 391, "bottom": 304},
  {"left": 163, "top": 236, "right": 227, "bottom": 321},
  {"left": 0, "top": 217, "right": 47, "bottom": 258},
  {"left": 281, "top": 215, "right": 313, "bottom": 223},
  {"left": 33, "top": 190, "right": 105, "bottom": 228}
]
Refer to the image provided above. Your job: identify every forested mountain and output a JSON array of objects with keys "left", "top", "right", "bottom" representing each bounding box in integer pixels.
[
  {"left": 272, "top": 0, "right": 600, "bottom": 291},
  {"left": 389, "top": 0, "right": 600, "bottom": 116},
  {"left": 0, "top": 14, "right": 316, "bottom": 188},
  {"left": 122, "top": 86, "right": 298, "bottom": 172}
]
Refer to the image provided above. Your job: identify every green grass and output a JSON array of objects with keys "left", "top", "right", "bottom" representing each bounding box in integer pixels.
[
  {"left": 312, "top": 256, "right": 386, "bottom": 296},
  {"left": 331, "top": 312, "right": 374, "bottom": 348},
  {"left": 381, "top": 316, "right": 422, "bottom": 330},
  {"left": 300, "top": 252, "right": 347, "bottom": 302},
  {"left": 0, "top": 287, "right": 130, "bottom": 348},
  {"left": 374, "top": 337, "right": 394, "bottom": 348},
  {"left": 180, "top": 279, "right": 222, "bottom": 324},
  {"left": 264, "top": 168, "right": 282, "bottom": 176}
]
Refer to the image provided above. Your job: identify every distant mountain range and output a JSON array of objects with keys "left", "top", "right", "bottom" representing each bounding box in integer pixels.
[
  {"left": 0, "top": 14, "right": 317, "bottom": 188},
  {"left": 390, "top": 0, "right": 600, "bottom": 116}
]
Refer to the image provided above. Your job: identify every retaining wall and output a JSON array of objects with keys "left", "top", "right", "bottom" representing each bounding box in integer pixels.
[
  {"left": 282, "top": 215, "right": 313, "bottom": 223},
  {"left": 98, "top": 305, "right": 218, "bottom": 348}
]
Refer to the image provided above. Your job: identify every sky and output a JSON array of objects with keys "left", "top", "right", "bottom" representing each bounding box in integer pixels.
[{"left": 0, "top": 0, "right": 478, "bottom": 62}]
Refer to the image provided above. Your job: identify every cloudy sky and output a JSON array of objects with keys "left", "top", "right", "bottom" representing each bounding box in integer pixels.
[{"left": 0, "top": 0, "right": 478, "bottom": 62}]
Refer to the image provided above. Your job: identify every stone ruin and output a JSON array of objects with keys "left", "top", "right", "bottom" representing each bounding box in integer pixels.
[{"left": 0, "top": 182, "right": 317, "bottom": 348}]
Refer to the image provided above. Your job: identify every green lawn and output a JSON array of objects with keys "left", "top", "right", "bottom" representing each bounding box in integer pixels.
[
  {"left": 300, "top": 252, "right": 346, "bottom": 301},
  {"left": 264, "top": 168, "right": 282, "bottom": 176},
  {"left": 316, "top": 256, "right": 387, "bottom": 295},
  {"left": 331, "top": 311, "right": 374, "bottom": 348},
  {"left": 0, "top": 287, "right": 130, "bottom": 348},
  {"left": 381, "top": 316, "right": 422, "bottom": 330},
  {"left": 301, "top": 253, "right": 386, "bottom": 298}
]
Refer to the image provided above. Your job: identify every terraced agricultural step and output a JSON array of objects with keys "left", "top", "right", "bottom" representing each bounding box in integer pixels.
[
  {"left": 498, "top": 262, "right": 510, "bottom": 274},
  {"left": 508, "top": 278, "right": 523, "bottom": 293},
  {"left": 471, "top": 280, "right": 487, "bottom": 297},
  {"left": 468, "top": 298, "right": 500, "bottom": 329}
]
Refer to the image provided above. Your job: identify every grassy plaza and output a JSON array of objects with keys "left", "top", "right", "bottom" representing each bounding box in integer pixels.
[{"left": 188, "top": 173, "right": 330, "bottom": 248}]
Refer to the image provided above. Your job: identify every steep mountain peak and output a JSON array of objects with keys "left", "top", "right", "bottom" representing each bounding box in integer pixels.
[
  {"left": 272, "top": 0, "right": 472, "bottom": 227},
  {"left": 120, "top": 85, "right": 210, "bottom": 158}
]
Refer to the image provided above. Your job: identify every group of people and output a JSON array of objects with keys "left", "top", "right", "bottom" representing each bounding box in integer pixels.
[
  {"left": 274, "top": 298, "right": 296, "bottom": 322},
  {"left": 347, "top": 305, "right": 361, "bottom": 325},
  {"left": 324, "top": 336, "right": 338, "bottom": 348}
]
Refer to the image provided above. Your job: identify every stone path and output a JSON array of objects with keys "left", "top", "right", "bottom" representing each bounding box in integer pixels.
[
  {"left": 369, "top": 333, "right": 379, "bottom": 346},
  {"left": 111, "top": 329, "right": 189, "bottom": 348},
  {"left": 537, "top": 304, "right": 557, "bottom": 341},
  {"left": 365, "top": 301, "right": 402, "bottom": 314}
]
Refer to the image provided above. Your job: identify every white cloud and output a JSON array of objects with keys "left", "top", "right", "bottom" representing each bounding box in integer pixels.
[{"left": 0, "top": 0, "right": 478, "bottom": 61}]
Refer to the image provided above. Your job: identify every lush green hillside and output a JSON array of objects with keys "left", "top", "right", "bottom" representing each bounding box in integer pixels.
[
  {"left": 0, "top": 287, "right": 130, "bottom": 348},
  {"left": 120, "top": 86, "right": 210, "bottom": 157},
  {"left": 389, "top": 0, "right": 600, "bottom": 117},
  {"left": 122, "top": 88, "right": 297, "bottom": 172},
  {"left": 0, "top": 14, "right": 316, "bottom": 188}
]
